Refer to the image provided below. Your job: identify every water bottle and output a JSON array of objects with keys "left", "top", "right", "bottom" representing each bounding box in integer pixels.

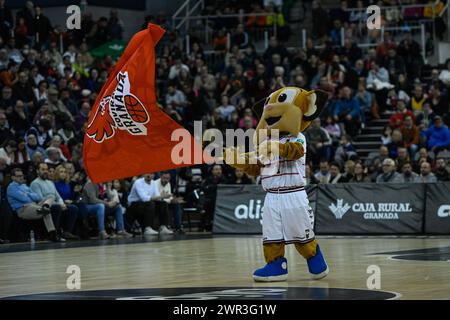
[{"left": 30, "top": 230, "right": 35, "bottom": 244}]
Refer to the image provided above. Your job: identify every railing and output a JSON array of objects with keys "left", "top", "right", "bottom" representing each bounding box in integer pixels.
[
  {"left": 174, "top": 11, "right": 283, "bottom": 51},
  {"left": 172, "top": 0, "right": 205, "bottom": 32}
]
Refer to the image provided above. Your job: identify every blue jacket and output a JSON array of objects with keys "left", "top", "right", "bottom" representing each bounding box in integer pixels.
[
  {"left": 332, "top": 97, "right": 361, "bottom": 119},
  {"left": 422, "top": 125, "right": 450, "bottom": 149},
  {"left": 7, "top": 181, "right": 42, "bottom": 212}
]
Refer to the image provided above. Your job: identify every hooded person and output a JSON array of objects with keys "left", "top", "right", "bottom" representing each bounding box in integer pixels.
[{"left": 223, "top": 87, "right": 329, "bottom": 281}]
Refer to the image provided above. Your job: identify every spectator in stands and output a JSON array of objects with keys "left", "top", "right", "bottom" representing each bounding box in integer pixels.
[
  {"left": 0, "top": 139, "right": 17, "bottom": 165},
  {"left": 0, "top": 112, "right": 12, "bottom": 143},
  {"left": 396, "top": 161, "right": 419, "bottom": 183},
  {"left": 314, "top": 160, "right": 331, "bottom": 184},
  {"left": 127, "top": 173, "right": 173, "bottom": 235},
  {"left": 154, "top": 172, "right": 184, "bottom": 233},
  {"left": 230, "top": 168, "right": 252, "bottom": 184},
  {"left": 350, "top": 161, "right": 371, "bottom": 183},
  {"left": 414, "top": 161, "right": 437, "bottom": 183},
  {"left": 79, "top": 178, "right": 115, "bottom": 240},
  {"left": 305, "top": 118, "right": 332, "bottom": 163},
  {"left": 409, "top": 84, "right": 427, "bottom": 114},
  {"left": 416, "top": 102, "right": 435, "bottom": 131},
  {"left": 231, "top": 24, "right": 249, "bottom": 49},
  {"left": 331, "top": 86, "right": 361, "bottom": 137},
  {"left": 26, "top": 117, "right": 52, "bottom": 148},
  {"left": 202, "top": 164, "right": 228, "bottom": 231},
  {"left": 381, "top": 125, "right": 393, "bottom": 145},
  {"left": 386, "top": 129, "right": 405, "bottom": 159},
  {"left": 334, "top": 134, "right": 357, "bottom": 165},
  {"left": 25, "top": 135, "right": 46, "bottom": 164},
  {"left": 434, "top": 158, "right": 449, "bottom": 181},
  {"left": 422, "top": 116, "right": 450, "bottom": 153},
  {"left": 30, "top": 162, "right": 78, "bottom": 240},
  {"left": 401, "top": 115, "right": 420, "bottom": 156},
  {"left": 376, "top": 158, "right": 401, "bottom": 183},
  {"left": 8, "top": 100, "right": 30, "bottom": 137},
  {"left": 328, "top": 162, "right": 344, "bottom": 183},
  {"left": 7, "top": 167, "right": 63, "bottom": 242},
  {"left": 367, "top": 61, "right": 392, "bottom": 112},
  {"left": 395, "top": 145, "right": 409, "bottom": 166},
  {"left": 382, "top": 48, "right": 406, "bottom": 81},
  {"left": 389, "top": 99, "right": 415, "bottom": 129}
]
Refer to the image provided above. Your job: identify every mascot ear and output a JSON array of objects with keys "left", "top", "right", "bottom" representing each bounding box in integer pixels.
[
  {"left": 252, "top": 97, "right": 267, "bottom": 120},
  {"left": 302, "top": 89, "right": 329, "bottom": 122}
]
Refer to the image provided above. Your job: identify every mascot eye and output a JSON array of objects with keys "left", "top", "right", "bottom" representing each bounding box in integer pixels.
[{"left": 278, "top": 93, "right": 287, "bottom": 102}]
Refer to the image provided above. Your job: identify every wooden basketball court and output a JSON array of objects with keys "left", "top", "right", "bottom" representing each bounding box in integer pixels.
[{"left": 0, "top": 235, "right": 449, "bottom": 299}]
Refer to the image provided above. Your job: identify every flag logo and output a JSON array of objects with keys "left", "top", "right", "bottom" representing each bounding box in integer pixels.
[{"left": 86, "top": 71, "right": 150, "bottom": 143}]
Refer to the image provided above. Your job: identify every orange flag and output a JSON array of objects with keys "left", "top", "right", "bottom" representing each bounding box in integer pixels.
[{"left": 83, "top": 24, "right": 205, "bottom": 183}]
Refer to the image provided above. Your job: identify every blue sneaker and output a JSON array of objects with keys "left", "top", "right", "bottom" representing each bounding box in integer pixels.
[
  {"left": 253, "top": 257, "right": 288, "bottom": 282},
  {"left": 307, "top": 244, "right": 329, "bottom": 280}
]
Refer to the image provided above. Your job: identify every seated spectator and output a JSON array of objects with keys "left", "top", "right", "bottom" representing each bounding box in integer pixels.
[
  {"left": 376, "top": 158, "right": 401, "bottom": 183},
  {"left": 396, "top": 162, "right": 419, "bottom": 183},
  {"left": 339, "top": 160, "right": 355, "bottom": 183},
  {"left": 331, "top": 86, "right": 361, "bottom": 137},
  {"left": 334, "top": 134, "right": 357, "bottom": 165},
  {"left": 356, "top": 83, "right": 373, "bottom": 123},
  {"left": 381, "top": 125, "right": 393, "bottom": 145},
  {"left": 0, "top": 139, "right": 17, "bottom": 165},
  {"left": 14, "top": 138, "right": 29, "bottom": 164},
  {"left": 230, "top": 168, "right": 252, "bottom": 184},
  {"left": 25, "top": 118, "right": 53, "bottom": 148},
  {"left": 212, "top": 29, "right": 228, "bottom": 52},
  {"left": 328, "top": 162, "right": 345, "bottom": 183},
  {"left": 104, "top": 181, "right": 132, "bottom": 237},
  {"left": 165, "top": 84, "right": 187, "bottom": 114},
  {"left": 30, "top": 163, "right": 78, "bottom": 240},
  {"left": 396, "top": 147, "right": 411, "bottom": 170},
  {"left": 25, "top": 134, "right": 46, "bottom": 160},
  {"left": 305, "top": 118, "right": 332, "bottom": 163},
  {"left": 389, "top": 99, "right": 415, "bottom": 129},
  {"left": 79, "top": 178, "right": 121, "bottom": 239},
  {"left": 314, "top": 160, "right": 331, "bottom": 184},
  {"left": 324, "top": 116, "right": 342, "bottom": 144},
  {"left": 414, "top": 162, "right": 437, "bottom": 183},
  {"left": 350, "top": 162, "right": 371, "bottom": 183},
  {"left": 400, "top": 115, "right": 420, "bottom": 156},
  {"left": 7, "top": 167, "right": 63, "bottom": 242},
  {"left": 44, "top": 147, "right": 63, "bottom": 167},
  {"left": 366, "top": 61, "right": 392, "bottom": 111},
  {"left": 305, "top": 164, "right": 319, "bottom": 185},
  {"left": 202, "top": 164, "right": 228, "bottom": 231},
  {"left": 216, "top": 95, "right": 236, "bottom": 122},
  {"left": 434, "top": 158, "right": 449, "bottom": 181},
  {"left": 422, "top": 116, "right": 450, "bottom": 153},
  {"left": 386, "top": 129, "right": 405, "bottom": 159},
  {"left": 409, "top": 84, "right": 427, "bottom": 114},
  {"left": 127, "top": 173, "right": 173, "bottom": 235},
  {"left": 8, "top": 100, "right": 30, "bottom": 136},
  {"left": 0, "top": 112, "right": 12, "bottom": 143},
  {"left": 154, "top": 172, "right": 184, "bottom": 233},
  {"left": 231, "top": 24, "right": 249, "bottom": 49},
  {"left": 416, "top": 102, "right": 435, "bottom": 131}
]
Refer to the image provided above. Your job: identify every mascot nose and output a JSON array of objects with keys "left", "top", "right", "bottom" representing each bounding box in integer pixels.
[{"left": 264, "top": 104, "right": 274, "bottom": 111}]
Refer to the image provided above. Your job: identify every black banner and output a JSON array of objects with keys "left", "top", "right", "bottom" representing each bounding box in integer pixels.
[
  {"left": 424, "top": 183, "right": 450, "bottom": 234},
  {"left": 315, "top": 183, "right": 425, "bottom": 234},
  {"left": 213, "top": 185, "right": 317, "bottom": 234}
]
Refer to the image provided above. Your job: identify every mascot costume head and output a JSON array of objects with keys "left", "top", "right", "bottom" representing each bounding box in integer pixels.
[{"left": 224, "top": 87, "right": 330, "bottom": 282}]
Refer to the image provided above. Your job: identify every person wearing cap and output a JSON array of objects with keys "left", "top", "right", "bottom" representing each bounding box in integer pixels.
[{"left": 422, "top": 116, "right": 450, "bottom": 153}]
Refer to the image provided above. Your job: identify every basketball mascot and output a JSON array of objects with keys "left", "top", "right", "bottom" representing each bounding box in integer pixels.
[{"left": 224, "top": 87, "right": 329, "bottom": 281}]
